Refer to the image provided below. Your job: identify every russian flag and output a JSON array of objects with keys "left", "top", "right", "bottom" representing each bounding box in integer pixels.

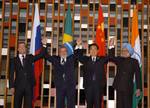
[{"left": 29, "top": 4, "right": 43, "bottom": 102}]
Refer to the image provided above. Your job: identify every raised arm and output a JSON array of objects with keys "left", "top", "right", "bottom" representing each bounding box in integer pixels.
[
  {"left": 74, "top": 49, "right": 88, "bottom": 64},
  {"left": 73, "top": 37, "right": 88, "bottom": 64},
  {"left": 107, "top": 37, "right": 121, "bottom": 65},
  {"left": 44, "top": 50, "right": 56, "bottom": 64},
  {"left": 108, "top": 48, "right": 121, "bottom": 65},
  {"left": 32, "top": 46, "right": 46, "bottom": 62},
  {"left": 31, "top": 36, "right": 47, "bottom": 62}
]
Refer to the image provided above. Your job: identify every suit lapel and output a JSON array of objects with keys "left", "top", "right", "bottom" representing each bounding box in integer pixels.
[
  {"left": 95, "top": 56, "right": 99, "bottom": 62},
  {"left": 16, "top": 55, "right": 28, "bottom": 68},
  {"left": 89, "top": 56, "right": 92, "bottom": 62},
  {"left": 90, "top": 56, "right": 96, "bottom": 63},
  {"left": 59, "top": 57, "right": 67, "bottom": 66},
  {"left": 23, "top": 55, "right": 28, "bottom": 67},
  {"left": 16, "top": 56, "right": 24, "bottom": 68},
  {"left": 58, "top": 57, "right": 61, "bottom": 65}
]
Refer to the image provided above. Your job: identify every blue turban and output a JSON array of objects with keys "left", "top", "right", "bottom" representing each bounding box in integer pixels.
[{"left": 122, "top": 43, "right": 134, "bottom": 56}]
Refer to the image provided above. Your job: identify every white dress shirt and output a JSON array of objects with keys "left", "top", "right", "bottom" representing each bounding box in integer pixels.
[
  {"left": 60, "top": 57, "right": 67, "bottom": 65},
  {"left": 92, "top": 56, "right": 96, "bottom": 62},
  {"left": 19, "top": 54, "right": 26, "bottom": 66}
]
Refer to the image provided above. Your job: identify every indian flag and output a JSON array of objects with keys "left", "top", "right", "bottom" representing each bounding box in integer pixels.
[{"left": 131, "top": 7, "right": 143, "bottom": 108}]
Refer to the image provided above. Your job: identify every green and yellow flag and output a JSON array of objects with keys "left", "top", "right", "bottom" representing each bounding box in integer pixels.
[{"left": 63, "top": 4, "right": 73, "bottom": 56}]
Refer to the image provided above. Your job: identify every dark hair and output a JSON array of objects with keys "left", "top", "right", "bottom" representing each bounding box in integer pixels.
[
  {"left": 18, "top": 42, "right": 25, "bottom": 45},
  {"left": 89, "top": 43, "right": 99, "bottom": 50},
  {"left": 18, "top": 42, "right": 27, "bottom": 48},
  {"left": 59, "top": 45, "right": 67, "bottom": 50}
]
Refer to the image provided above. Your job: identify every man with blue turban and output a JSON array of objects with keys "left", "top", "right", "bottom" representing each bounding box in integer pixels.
[
  {"left": 122, "top": 43, "right": 134, "bottom": 56},
  {"left": 109, "top": 43, "right": 141, "bottom": 108}
]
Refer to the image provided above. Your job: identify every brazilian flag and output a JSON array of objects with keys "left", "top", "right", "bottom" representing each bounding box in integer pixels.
[{"left": 63, "top": 4, "right": 73, "bottom": 56}]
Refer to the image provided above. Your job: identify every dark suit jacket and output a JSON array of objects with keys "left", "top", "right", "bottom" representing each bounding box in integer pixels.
[
  {"left": 109, "top": 56, "right": 141, "bottom": 93},
  {"left": 45, "top": 50, "right": 80, "bottom": 88},
  {"left": 77, "top": 49, "right": 108, "bottom": 89},
  {"left": 9, "top": 47, "right": 46, "bottom": 89}
]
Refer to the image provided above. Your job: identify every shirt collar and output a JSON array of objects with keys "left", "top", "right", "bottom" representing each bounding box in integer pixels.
[
  {"left": 19, "top": 54, "right": 26, "bottom": 58},
  {"left": 61, "top": 57, "right": 66, "bottom": 61},
  {"left": 91, "top": 56, "right": 96, "bottom": 61},
  {"left": 91, "top": 56, "right": 96, "bottom": 59}
]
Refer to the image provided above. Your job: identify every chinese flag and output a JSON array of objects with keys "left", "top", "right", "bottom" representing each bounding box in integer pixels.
[
  {"left": 95, "top": 4, "right": 105, "bottom": 108},
  {"left": 95, "top": 5, "right": 105, "bottom": 56}
]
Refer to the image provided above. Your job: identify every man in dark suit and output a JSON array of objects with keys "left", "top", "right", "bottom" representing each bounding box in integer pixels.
[
  {"left": 77, "top": 43, "right": 108, "bottom": 108},
  {"left": 45, "top": 38, "right": 81, "bottom": 108},
  {"left": 109, "top": 42, "right": 141, "bottom": 108},
  {"left": 9, "top": 39, "right": 46, "bottom": 108}
]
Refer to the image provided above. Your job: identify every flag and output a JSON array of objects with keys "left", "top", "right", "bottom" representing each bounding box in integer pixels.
[
  {"left": 131, "top": 6, "right": 143, "bottom": 108},
  {"left": 95, "top": 4, "right": 105, "bottom": 56},
  {"left": 62, "top": 4, "right": 73, "bottom": 56},
  {"left": 95, "top": 4, "right": 105, "bottom": 108},
  {"left": 30, "top": 3, "right": 43, "bottom": 102}
]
